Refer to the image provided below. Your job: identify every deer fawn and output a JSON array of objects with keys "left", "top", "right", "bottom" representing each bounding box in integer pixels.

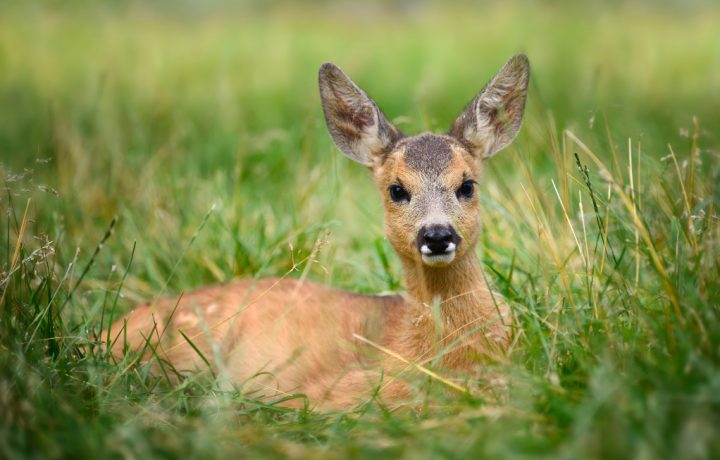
[{"left": 110, "top": 54, "right": 530, "bottom": 409}]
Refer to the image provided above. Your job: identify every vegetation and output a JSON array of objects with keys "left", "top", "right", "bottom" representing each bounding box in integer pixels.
[{"left": 1, "top": 1, "right": 719, "bottom": 458}]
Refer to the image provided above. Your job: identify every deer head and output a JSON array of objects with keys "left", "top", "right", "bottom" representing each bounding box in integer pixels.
[{"left": 319, "top": 55, "right": 529, "bottom": 268}]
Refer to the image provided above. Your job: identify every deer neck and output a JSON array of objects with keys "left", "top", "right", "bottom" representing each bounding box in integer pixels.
[
  {"left": 401, "top": 251, "right": 489, "bottom": 312},
  {"left": 387, "top": 250, "right": 508, "bottom": 368}
]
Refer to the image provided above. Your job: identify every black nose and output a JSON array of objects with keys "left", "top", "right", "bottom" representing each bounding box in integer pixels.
[{"left": 418, "top": 226, "right": 459, "bottom": 255}]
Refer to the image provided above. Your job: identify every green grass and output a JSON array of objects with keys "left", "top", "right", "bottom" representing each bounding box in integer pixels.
[{"left": 1, "top": 1, "right": 720, "bottom": 458}]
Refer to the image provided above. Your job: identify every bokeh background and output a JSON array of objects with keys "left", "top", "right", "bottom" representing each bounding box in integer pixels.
[{"left": 1, "top": 1, "right": 719, "bottom": 458}]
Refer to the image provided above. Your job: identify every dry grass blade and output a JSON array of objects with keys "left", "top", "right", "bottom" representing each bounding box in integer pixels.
[{"left": 352, "top": 333, "right": 469, "bottom": 394}]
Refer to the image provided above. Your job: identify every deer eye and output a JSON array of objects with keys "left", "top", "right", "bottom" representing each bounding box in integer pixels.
[
  {"left": 388, "top": 184, "right": 410, "bottom": 203},
  {"left": 457, "top": 180, "right": 475, "bottom": 199}
]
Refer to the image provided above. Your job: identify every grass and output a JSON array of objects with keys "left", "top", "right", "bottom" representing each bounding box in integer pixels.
[{"left": 1, "top": 1, "right": 720, "bottom": 458}]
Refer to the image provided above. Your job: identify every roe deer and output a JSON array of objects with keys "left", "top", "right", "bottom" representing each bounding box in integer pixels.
[{"left": 109, "top": 54, "right": 530, "bottom": 409}]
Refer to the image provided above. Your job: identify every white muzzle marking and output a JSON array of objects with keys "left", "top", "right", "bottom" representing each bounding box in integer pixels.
[{"left": 420, "top": 242, "right": 457, "bottom": 266}]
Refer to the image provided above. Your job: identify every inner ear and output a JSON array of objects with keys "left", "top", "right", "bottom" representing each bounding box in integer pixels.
[
  {"left": 449, "top": 54, "right": 530, "bottom": 159},
  {"left": 319, "top": 63, "right": 401, "bottom": 167}
]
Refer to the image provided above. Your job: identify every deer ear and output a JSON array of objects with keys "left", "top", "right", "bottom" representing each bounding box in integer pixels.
[
  {"left": 319, "top": 63, "right": 401, "bottom": 167},
  {"left": 449, "top": 54, "right": 530, "bottom": 159}
]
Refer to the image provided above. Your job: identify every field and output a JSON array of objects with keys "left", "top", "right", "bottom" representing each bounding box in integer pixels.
[{"left": 1, "top": 1, "right": 719, "bottom": 458}]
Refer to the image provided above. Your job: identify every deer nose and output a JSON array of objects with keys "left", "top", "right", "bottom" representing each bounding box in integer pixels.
[{"left": 418, "top": 226, "right": 459, "bottom": 255}]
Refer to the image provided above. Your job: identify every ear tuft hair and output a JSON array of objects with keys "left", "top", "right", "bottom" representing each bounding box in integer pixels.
[
  {"left": 449, "top": 54, "right": 530, "bottom": 158},
  {"left": 319, "top": 63, "right": 401, "bottom": 166}
]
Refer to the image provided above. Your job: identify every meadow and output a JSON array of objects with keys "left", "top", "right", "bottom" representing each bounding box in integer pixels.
[{"left": 1, "top": 1, "right": 719, "bottom": 458}]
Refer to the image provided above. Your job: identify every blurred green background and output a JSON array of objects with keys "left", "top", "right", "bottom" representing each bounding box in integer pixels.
[
  {"left": 1, "top": 1, "right": 719, "bottom": 458},
  {"left": 1, "top": 0, "right": 718, "bottom": 291}
]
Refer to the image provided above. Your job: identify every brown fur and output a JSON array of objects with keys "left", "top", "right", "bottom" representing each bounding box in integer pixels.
[{"left": 109, "top": 55, "right": 530, "bottom": 410}]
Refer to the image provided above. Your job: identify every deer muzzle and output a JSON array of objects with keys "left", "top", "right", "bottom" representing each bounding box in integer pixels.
[{"left": 417, "top": 225, "right": 461, "bottom": 266}]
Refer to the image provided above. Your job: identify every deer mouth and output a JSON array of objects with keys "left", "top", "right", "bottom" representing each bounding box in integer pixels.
[{"left": 420, "top": 242, "right": 456, "bottom": 266}]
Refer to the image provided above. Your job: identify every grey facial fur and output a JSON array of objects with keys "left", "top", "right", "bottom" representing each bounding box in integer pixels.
[{"left": 400, "top": 133, "right": 455, "bottom": 177}]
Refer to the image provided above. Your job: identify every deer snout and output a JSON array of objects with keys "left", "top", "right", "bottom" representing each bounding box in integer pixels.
[
  {"left": 421, "top": 227, "right": 453, "bottom": 254},
  {"left": 417, "top": 225, "right": 461, "bottom": 266}
]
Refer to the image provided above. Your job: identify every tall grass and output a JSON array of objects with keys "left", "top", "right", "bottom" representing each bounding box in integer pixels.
[{"left": 1, "top": 2, "right": 719, "bottom": 458}]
